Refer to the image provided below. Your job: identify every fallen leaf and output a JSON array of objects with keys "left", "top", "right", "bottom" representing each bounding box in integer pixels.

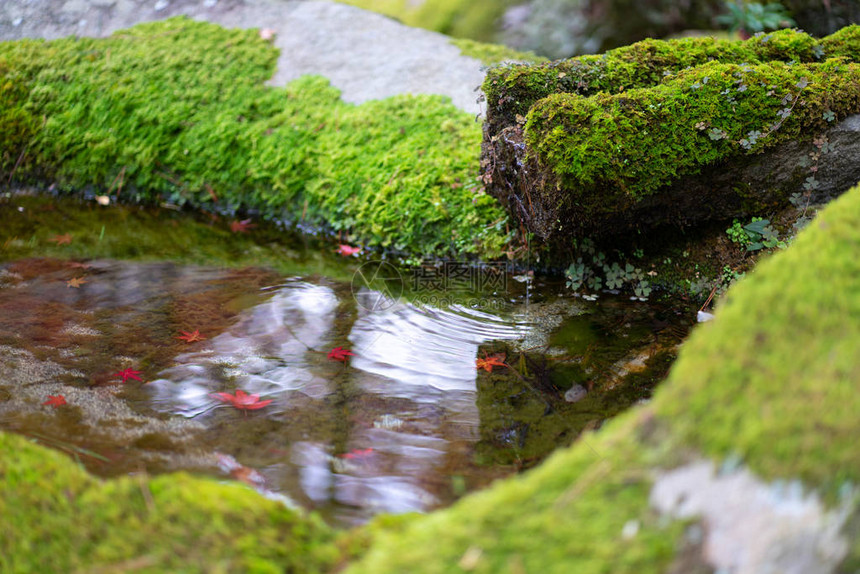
[
  {"left": 49, "top": 233, "right": 73, "bottom": 245},
  {"left": 215, "top": 452, "right": 266, "bottom": 487},
  {"left": 42, "top": 395, "right": 67, "bottom": 408},
  {"left": 112, "top": 368, "right": 143, "bottom": 383},
  {"left": 340, "top": 448, "right": 374, "bottom": 459},
  {"left": 476, "top": 353, "right": 506, "bottom": 372},
  {"left": 230, "top": 219, "right": 256, "bottom": 233},
  {"left": 328, "top": 347, "right": 355, "bottom": 361},
  {"left": 66, "top": 277, "right": 88, "bottom": 288},
  {"left": 211, "top": 389, "right": 272, "bottom": 410},
  {"left": 176, "top": 329, "right": 206, "bottom": 343},
  {"left": 335, "top": 244, "right": 361, "bottom": 256}
]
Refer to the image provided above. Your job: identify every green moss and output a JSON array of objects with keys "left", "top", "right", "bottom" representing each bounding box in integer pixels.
[
  {"left": 348, "top": 412, "right": 685, "bottom": 574},
  {"left": 525, "top": 58, "right": 860, "bottom": 211},
  {"left": 483, "top": 27, "right": 856, "bottom": 133},
  {"left": 0, "top": 17, "right": 508, "bottom": 258},
  {"left": 0, "top": 56, "right": 38, "bottom": 176},
  {"left": 335, "top": 0, "right": 512, "bottom": 43},
  {"left": 450, "top": 38, "right": 547, "bottom": 66},
  {"left": 0, "top": 431, "right": 340, "bottom": 572},
  {"left": 655, "top": 181, "right": 860, "bottom": 492}
]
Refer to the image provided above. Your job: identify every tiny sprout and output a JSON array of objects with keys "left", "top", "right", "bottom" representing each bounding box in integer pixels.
[{"left": 823, "top": 110, "right": 836, "bottom": 122}]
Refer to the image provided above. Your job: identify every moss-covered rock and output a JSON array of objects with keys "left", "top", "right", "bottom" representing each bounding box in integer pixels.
[
  {"left": 450, "top": 38, "right": 548, "bottom": 66},
  {"left": 481, "top": 27, "right": 860, "bottom": 244},
  {"left": 336, "top": 0, "right": 514, "bottom": 44},
  {"left": 483, "top": 28, "right": 839, "bottom": 134},
  {"left": 0, "top": 431, "right": 341, "bottom": 572},
  {"left": 346, "top": 179, "right": 860, "bottom": 574},
  {"left": 0, "top": 17, "right": 509, "bottom": 258}
]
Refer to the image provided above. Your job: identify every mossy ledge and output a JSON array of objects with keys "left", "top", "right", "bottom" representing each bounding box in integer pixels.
[
  {"left": 0, "top": 17, "right": 509, "bottom": 258},
  {"left": 0, "top": 431, "right": 341, "bottom": 572},
  {"left": 481, "top": 26, "right": 860, "bottom": 244},
  {"left": 483, "top": 26, "right": 860, "bottom": 134},
  {"left": 346, "top": 181, "right": 860, "bottom": 573}
]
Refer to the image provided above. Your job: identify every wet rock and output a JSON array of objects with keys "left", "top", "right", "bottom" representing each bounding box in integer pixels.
[{"left": 564, "top": 384, "right": 587, "bottom": 403}]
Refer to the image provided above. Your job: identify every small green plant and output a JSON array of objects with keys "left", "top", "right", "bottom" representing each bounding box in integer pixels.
[
  {"left": 564, "top": 242, "right": 651, "bottom": 300},
  {"left": 721, "top": 265, "right": 746, "bottom": 289},
  {"left": 565, "top": 259, "right": 588, "bottom": 291},
  {"left": 716, "top": 2, "right": 796, "bottom": 38},
  {"left": 726, "top": 219, "right": 752, "bottom": 247},
  {"left": 633, "top": 280, "right": 652, "bottom": 301},
  {"left": 727, "top": 217, "right": 785, "bottom": 251}
]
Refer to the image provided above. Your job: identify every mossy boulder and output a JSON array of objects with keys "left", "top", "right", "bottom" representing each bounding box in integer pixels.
[
  {"left": 0, "top": 431, "right": 341, "bottom": 572},
  {"left": 0, "top": 17, "right": 508, "bottom": 258},
  {"left": 346, "top": 179, "right": 860, "bottom": 574},
  {"left": 481, "top": 27, "right": 860, "bottom": 244}
]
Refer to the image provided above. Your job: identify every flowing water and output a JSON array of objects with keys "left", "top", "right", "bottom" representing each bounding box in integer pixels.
[{"left": 0, "top": 192, "right": 693, "bottom": 525}]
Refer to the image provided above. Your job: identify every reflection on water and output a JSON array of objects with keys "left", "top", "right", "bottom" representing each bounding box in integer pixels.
[
  {"left": 147, "top": 280, "right": 530, "bottom": 524},
  {"left": 0, "top": 254, "right": 688, "bottom": 526},
  {"left": 147, "top": 281, "right": 339, "bottom": 417},
  {"left": 0, "top": 195, "right": 692, "bottom": 526}
]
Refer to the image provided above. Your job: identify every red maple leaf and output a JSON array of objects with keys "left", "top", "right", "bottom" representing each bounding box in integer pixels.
[
  {"left": 176, "top": 329, "right": 206, "bottom": 343},
  {"left": 211, "top": 389, "right": 272, "bottom": 410},
  {"left": 476, "top": 353, "right": 507, "bottom": 372},
  {"left": 48, "top": 233, "right": 73, "bottom": 245},
  {"left": 42, "top": 395, "right": 67, "bottom": 408},
  {"left": 335, "top": 244, "right": 361, "bottom": 256},
  {"left": 112, "top": 368, "right": 143, "bottom": 383},
  {"left": 339, "top": 448, "right": 374, "bottom": 459},
  {"left": 230, "top": 219, "right": 256, "bottom": 233},
  {"left": 328, "top": 347, "right": 356, "bottom": 361}
]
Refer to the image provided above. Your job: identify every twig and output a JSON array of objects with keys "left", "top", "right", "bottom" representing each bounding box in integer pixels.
[
  {"left": 6, "top": 149, "right": 26, "bottom": 186},
  {"left": 700, "top": 283, "right": 719, "bottom": 312}
]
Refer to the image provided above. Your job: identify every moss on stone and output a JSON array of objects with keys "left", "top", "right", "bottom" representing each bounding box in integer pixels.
[
  {"left": 526, "top": 59, "right": 860, "bottom": 210},
  {"left": 348, "top": 411, "right": 686, "bottom": 574},
  {"left": 336, "top": 0, "right": 512, "bottom": 43},
  {"left": 0, "top": 17, "right": 509, "bottom": 258},
  {"left": 482, "top": 27, "right": 856, "bottom": 135},
  {"left": 481, "top": 27, "right": 860, "bottom": 244},
  {"left": 450, "top": 38, "right": 547, "bottom": 66},
  {"left": 656, "top": 181, "right": 860, "bottom": 492},
  {"left": 0, "top": 431, "right": 340, "bottom": 572}
]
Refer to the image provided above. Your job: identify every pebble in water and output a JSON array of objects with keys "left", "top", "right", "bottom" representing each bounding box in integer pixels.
[{"left": 564, "top": 384, "right": 587, "bottom": 403}]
